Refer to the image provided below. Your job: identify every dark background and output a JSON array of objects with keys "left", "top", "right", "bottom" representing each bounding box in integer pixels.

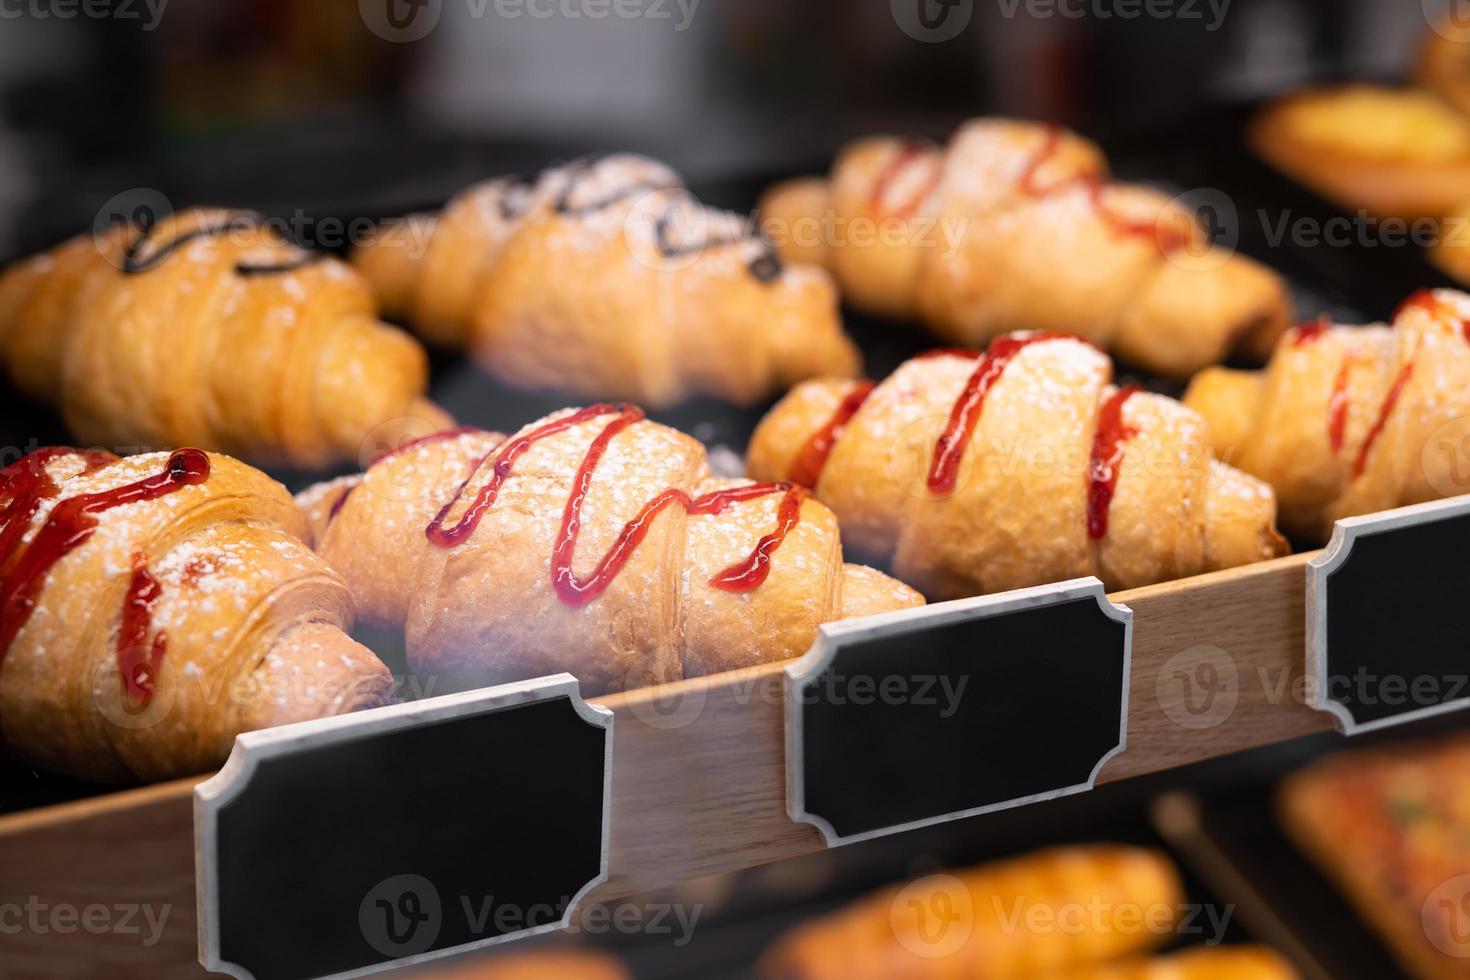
[{"left": 0, "top": 0, "right": 1445, "bottom": 255}]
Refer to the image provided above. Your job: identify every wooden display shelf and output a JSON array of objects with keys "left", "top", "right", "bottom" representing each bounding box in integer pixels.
[{"left": 0, "top": 552, "right": 1330, "bottom": 977}]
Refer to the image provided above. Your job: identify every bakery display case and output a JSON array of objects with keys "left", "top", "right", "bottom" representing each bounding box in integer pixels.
[{"left": 2, "top": 2, "right": 1470, "bottom": 978}]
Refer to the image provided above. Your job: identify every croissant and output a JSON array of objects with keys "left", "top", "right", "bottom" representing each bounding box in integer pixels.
[
  {"left": 758, "top": 119, "right": 1292, "bottom": 379},
  {"left": 0, "top": 446, "right": 393, "bottom": 784},
  {"left": 746, "top": 333, "right": 1288, "bottom": 601},
  {"left": 349, "top": 153, "right": 862, "bottom": 407},
  {"left": 1034, "top": 946, "right": 1298, "bottom": 980},
  {"left": 0, "top": 208, "right": 447, "bottom": 469},
  {"left": 757, "top": 845, "right": 1184, "bottom": 980},
  {"left": 297, "top": 406, "right": 923, "bottom": 696},
  {"left": 1183, "top": 289, "right": 1470, "bottom": 542}
]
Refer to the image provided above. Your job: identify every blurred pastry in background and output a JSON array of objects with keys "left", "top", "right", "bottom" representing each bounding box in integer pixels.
[
  {"left": 1250, "top": 85, "right": 1470, "bottom": 222},
  {"left": 1418, "top": 17, "right": 1470, "bottom": 120},
  {"left": 404, "top": 948, "right": 628, "bottom": 979},
  {"left": 1034, "top": 945, "right": 1298, "bottom": 979},
  {"left": 351, "top": 154, "right": 860, "bottom": 408},
  {"left": 758, "top": 845, "right": 1185, "bottom": 980},
  {"left": 0, "top": 208, "right": 447, "bottom": 470},
  {"left": 1280, "top": 734, "right": 1470, "bottom": 980},
  {"left": 760, "top": 118, "right": 1292, "bottom": 379}
]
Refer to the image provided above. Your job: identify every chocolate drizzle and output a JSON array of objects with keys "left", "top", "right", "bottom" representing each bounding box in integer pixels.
[{"left": 122, "top": 211, "right": 323, "bottom": 278}]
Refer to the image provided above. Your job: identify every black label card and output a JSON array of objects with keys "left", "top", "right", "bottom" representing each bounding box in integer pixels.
[
  {"left": 786, "top": 578, "right": 1131, "bottom": 845},
  {"left": 1308, "top": 496, "right": 1470, "bottom": 734},
  {"left": 196, "top": 675, "right": 612, "bottom": 980}
]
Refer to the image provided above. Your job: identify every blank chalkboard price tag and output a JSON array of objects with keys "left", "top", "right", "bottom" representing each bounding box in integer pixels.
[
  {"left": 1308, "top": 496, "right": 1470, "bottom": 735},
  {"left": 786, "top": 578, "right": 1131, "bottom": 846},
  {"left": 196, "top": 674, "right": 612, "bottom": 980}
]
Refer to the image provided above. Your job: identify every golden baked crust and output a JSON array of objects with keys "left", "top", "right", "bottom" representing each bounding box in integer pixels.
[
  {"left": 0, "top": 448, "right": 392, "bottom": 783},
  {"left": 300, "top": 412, "right": 922, "bottom": 697},
  {"left": 1250, "top": 85, "right": 1470, "bottom": 221},
  {"left": 0, "top": 209, "right": 440, "bottom": 469},
  {"left": 759, "top": 119, "right": 1291, "bottom": 379},
  {"left": 1033, "top": 946, "right": 1298, "bottom": 980},
  {"left": 1281, "top": 736, "right": 1470, "bottom": 980},
  {"left": 758, "top": 845, "right": 1185, "bottom": 980},
  {"left": 351, "top": 154, "right": 861, "bottom": 407},
  {"left": 748, "top": 336, "right": 1287, "bottom": 600},
  {"left": 1184, "top": 289, "right": 1470, "bottom": 541}
]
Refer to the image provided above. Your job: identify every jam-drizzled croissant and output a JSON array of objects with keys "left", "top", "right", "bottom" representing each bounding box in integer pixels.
[
  {"left": 0, "top": 209, "right": 447, "bottom": 469},
  {"left": 759, "top": 119, "right": 1292, "bottom": 380},
  {"left": 1184, "top": 289, "right": 1470, "bottom": 542},
  {"left": 297, "top": 407, "right": 923, "bottom": 696},
  {"left": 0, "top": 447, "right": 392, "bottom": 783},
  {"left": 350, "top": 154, "right": 862, "bottom": 407},
  {"left": 1033, "top": 947, "right": 1299, "bottom": 980},
  {"left": 757, "top": 846, "right": 1185, "bottom": 980},
  {"left": 747, "top": 334, "right": 1288, "bottom": 601}
]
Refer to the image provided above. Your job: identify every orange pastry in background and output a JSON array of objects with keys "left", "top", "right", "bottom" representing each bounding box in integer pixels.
[{"left": 1250, "top": 85, "right": 1470, "bottom": 222}]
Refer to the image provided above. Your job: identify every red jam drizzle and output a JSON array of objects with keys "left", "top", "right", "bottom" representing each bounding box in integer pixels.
[
  {"left": 426, "top": 405, "right": 807, "bottom": 605},
  {"left": 787, "top": 381, "right": 876, "bottom": 489},
  {"left": 1015, "top": 124, "right": 1188, "bottom": 255},
  {"left": 1397, "top": 288, "right": 1470, "bottom": 344},
  {"left": 1327, "top": 355, "right": 1355, "bottom": 455},
  {"left": 1087, "top": 385, "right": 1142, "bottom": 540},
  {"left": 0, "top": 448, "right": 210, "bottom": 664},
  {"left": 926, "top": 333, "right": 1080, "bottom": 495},
  {"left": 869, "top": 142, "right": 941, "bottom": 219},
  {"left": 117, "top": 553, "right": 166, "bottom": 706},
  {"left": 1292, "top": 318, "right": 1331, "bottom": 347},
  {"left": 1354, "top": 351, "right": 1417, "bottom": 480}
]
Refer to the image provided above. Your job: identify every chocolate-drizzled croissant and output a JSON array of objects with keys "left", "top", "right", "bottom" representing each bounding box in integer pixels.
[
  {"left": 748, "top": 334, "right": 1288, "bottom": 601},
  {"left": 759, "top": 119, "right": 1292, "bottom": 379},
  {"left": 0, "top": 209, "right": 447, "bottom": 469},
  {"left": 350, "top": 154, "right": 862, "bottom": 407},
  {"left": 0, "top": 447, "right": 392, "bottom": 783},
  {"left": 1185, "top": 289, "right": 1470, "bottom": 541},
  {"left": 297, "top": 408, "right": 922, "bottom": 696}
]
